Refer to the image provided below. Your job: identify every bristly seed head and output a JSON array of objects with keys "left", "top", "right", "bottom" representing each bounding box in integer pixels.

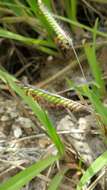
[{"left": 37, "top": 0, "right": 73, "bottom": 49}]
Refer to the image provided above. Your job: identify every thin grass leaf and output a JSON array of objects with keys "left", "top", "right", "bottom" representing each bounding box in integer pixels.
[
  {"left": 0, "top": 28, "right": 51, "bottom": 46},
  {"left": 0, "top": 66, "right": 17, "bottom": 83},
  {"left": 10, "top": 84, "right": 64, "bottom": 156},
  {"left": 38, "top": 45, "right": 57, "bottom": 55},
  {"left": 93, "top": 18, "right": 105, "bottom": 95},
  {"left": 0, "top": 69, "right": 64, "bottom": 156},
  {"left": 55, "top": 15, "right": 107, "bottom": 39},
  {"left": 65, "top": 0, "right": 77, "bottom": 32},
  {"left": 82, "top": 85, "right": 107, "bottom": 125},
  {"left": 0, "top": 0, "right": 26, "bottom": 16},
  {"left": 12, "top": 0, "right": 27, "bottom": 16},
  {"left": 0, "top": 155, "right": 59, "bottom": 190},
  {"left": 93, "top": 18, "right": 98, "bottom": 51},
  {"left": 77, "top": 151, "right": 107, "bottom": 190},
  {"left": 84, "top": 44, "right": 104, "bottom": 96},
  {"left": 0, "top": 1, "right": 32, "bottom": 16},
  {"left": 48, "top": 168, "right": 68, "bottom": 190},
  {"left": 84, "top": 18, "right": 105, "bottom": 96},
  {"left": 70, "top": 0, "right": 77, "bottom": 22},
  {"left": 26, "top": 0, "right": 38, "bottom": 15},
  {"left": 0, "top": 28, "right": 56, "bottom": 54}
]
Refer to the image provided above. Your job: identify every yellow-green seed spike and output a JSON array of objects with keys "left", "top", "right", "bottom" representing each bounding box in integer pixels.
[{"left": 21, "top": 84, "right": 90, "bottom": 113}]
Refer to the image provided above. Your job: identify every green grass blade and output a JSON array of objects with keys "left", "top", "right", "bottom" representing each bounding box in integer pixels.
[
  {"left": 0, "top": 155, "right": 59, "bottom": 190},
  {"left": 92, "top": 19, "right": 105, "bottom": 93},
  {"left": 0, "top": 0, "right": 26, "bottom": 16},
  {"left": 70, "top": 0, "right": 77, "bottom": 21},
  {"left": 84, "top": 44, "right": 105, "bottom": 96},
  {"left": 10, "top": 83, "right": 64, "bottom": 156},
  {"left": 0, "top": 28, "right": 50, "bottom": 46},
  {"left": 26, "top": 0, "right": 38, "bottom": 15},
  {"left": 0, "top": 28, "right": 56, "bottom": 54},
  {"left": 84, "top": 18, "right": 105, "bottom": 96},
  {"left": 55, "top": 15, "right": 107, "bottom": 39},
  {"left": 93, "top": 18, "right": 98, "bottom": 50},
  {"left": 64, "top": 0, "right": 78, "bottom": 32},
  {"left": 0, "top": 1, "right": 32, "bottom": 16},
  {"left": 82, "top": 85, "right": 107, "bottom": 125},
  {"left": 77, "top": 151, "right": 107, "bottom": 190},
  {"left": 48, "top": 168, "right": 67, "bottom": 190},
  {"left": 0, "top": 69, "right": 64, "bottom": 156},
  {"left": 64, "top": 0, "right": 78, "bottom": 20}
]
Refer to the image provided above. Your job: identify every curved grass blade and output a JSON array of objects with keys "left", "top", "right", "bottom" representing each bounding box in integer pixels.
[
  {"left": 84, "top": 18, "right": 105, "bottom": 97},
  {"left": 0, "top": 28, "right": 52, "bottom": 46},
  {"left": 77, "top": 151, "right": 107, "bottom": 190},
  {"left": 0, "top": 155, "right": 59, "bottom": 190},
  {"left": 0, "top": 28, "right": 56, "bottom": 55}
]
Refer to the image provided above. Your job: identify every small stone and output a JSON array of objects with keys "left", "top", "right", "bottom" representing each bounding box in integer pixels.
[
  {"left": 47, "top": 55, "right": 53, "bottom": 61},
  {"left": 9, "top": 112, "right": 18, "bottom": 119},
  {"left": 15, "top": 117, "right": 34, "bottom": 128},
  {"left": 78, "top": 117, "right": 89, "bottom": 132},
  {"left": 1, "top": 115, "right": 10, "bottom": 121},
  {"left": 0, "top": 107, "right": 5, "bottom": 114},
  {"left": 12, "top": 125, "right": 22, "bottom": 138}
]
